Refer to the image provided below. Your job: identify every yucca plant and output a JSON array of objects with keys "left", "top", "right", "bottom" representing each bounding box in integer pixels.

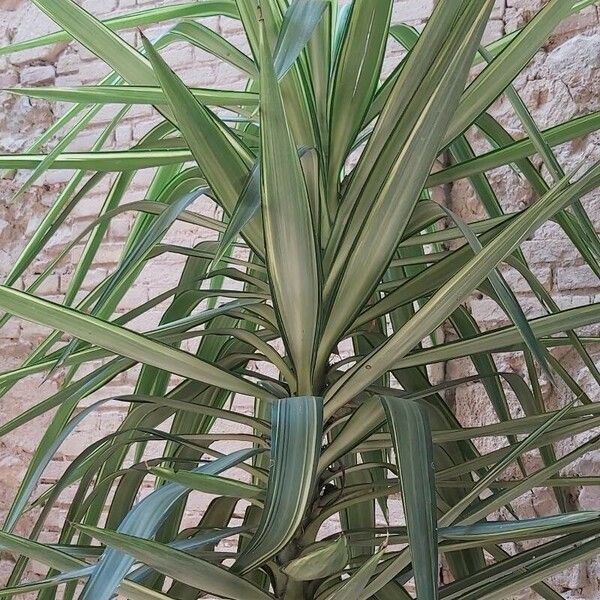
[{"left": 0, "top": 0, "right": 600, "bottom": 598}]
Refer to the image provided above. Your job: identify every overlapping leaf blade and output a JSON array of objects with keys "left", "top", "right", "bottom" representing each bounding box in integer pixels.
[
  {"left": 257, "top": 24, "right": 321, "bottom": 393},
  {"left": 233, "top": 396, "right": 323, "bottom": 574},
  {"left": 382, "top": 397, "right": 438, "bottom": 600}
]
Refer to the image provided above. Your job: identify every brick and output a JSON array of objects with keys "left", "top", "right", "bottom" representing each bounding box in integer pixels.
[
  {"left": 114, "top": 123, "right": 133, "bottom": 147},
  {"left": 522, "top": 239, "right": 581, "bottom": 265},
  {"left": 491, "top": 0, "right": 506, "bottom": 20},
  {"left": 553, "top": 6, "right": 599, "bottom": 38},
  {"left": 0, "top": 70, "right": 18, "bottom": 87},
  {"left": 109, "top": 216, "right": 131, "bottom": 240},
  {"left": 6, "top": 6, "right": 66, "bottom": 66},
  {"left": 0, "top": 0, "right": 23, "bottom": 9},
  {"left": 54, "top": 73, "right": 84, "bottom": 88},
  {"left": 482, "top": 19, "right": 505, "bottom": 45},
  {"left": 77, "top": 58, "right": 111, "bottom": 83},
  {"left": 159, "top": 43, "right": 194, "bottom": 70},
  {"left": 0, "top": 318, "right": 21, "bottom": 340},
  {"left": 56, "top": 49, "right": 81, "bottom": 75},
  {"left": 69, "top": 193, "right": 105, "bottom": 220},
  {"left": 117, "top": 284, "right": 151, "bottom": 312},
  {"left": 556, "top": 264, "right": 600, "bottom": 292},
  {"left": 132, "top": 117, "right": 164, "bottom": 140},
  {"left": 39, "top": 169, "right": 74, "bottom": 186},
  {"left": 178, "top": 64, "right": 218, "bottom": 87},
  {"left": 68, "top": 129, "right": 113, "bottom": 152},
  {"left": 392, "top": 0, "right": 435, "bottom": 24},
  {"left": 469, "top": 295, "right": 545, "bottom": 326},
  {"left": 21, "top": 273, "right": 61, "bottom": 297},
  {"left": 82, "top": 0, "right": 118, "bottom": 14},
  {"left": 19, "top": 65, "right": 55, "bottom": 86},
  {"left": 76, "top": 267, "right": 110, "bottom": 291},
  {"left": 501, "top": 264, "right": 553, "bottom": 293},
  {"left": 77, "top": 384, "right": 135, "bottom": 409},
  {"left": 71, "top": 242, "right": 124, "bottom": 265}
]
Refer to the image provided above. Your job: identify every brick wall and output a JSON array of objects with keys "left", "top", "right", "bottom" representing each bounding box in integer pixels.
[{"left": 0, "top": 1, "right": 599, "bottom": 598}]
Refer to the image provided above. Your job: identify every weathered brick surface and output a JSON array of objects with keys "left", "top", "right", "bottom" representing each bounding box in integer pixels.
[{"left": 0, "top": 1, "right": 599, "bottom": 598}]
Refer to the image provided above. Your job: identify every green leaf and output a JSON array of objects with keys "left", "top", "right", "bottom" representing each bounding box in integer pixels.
[
  {"left": 0, "top": 286, "right": 270, "bottom": 399},
  {"left": 460, "top": 536, "right": 600, "bottom": 600},
  {"left": 325, "top": 162, "right": 600, "bottom": 416},
  {"left": 274, "top": 0, "right": 328, "bottom": 79},
  {"left": 283, "top": 536, "right": 349, "bottom": 581},
  {"left": 440, "top": 532, "right": 597, "bottom": 600},
  {"left": 319, "top": 396, "right": 384, "bottom": 471},
  {"left": 0, "top": 148, "right": 191, "bottom": 171},
  {"left": 327, "top": 0, "right": 393, "bottom": 208},
  {"left": 397, "top": 302, "right": 600, "bottom": 369},
  {"left": 257, "top": 23, "right": 321, "bottom": 393},
  {"left": 440, "top": 205, "right": 555, "bottom": 382},
  {"left": 79, "top": 448, "right": 260, "bottom": 599},
  {"left": 1, "top": 3, "right": 599, "bottom": 599},
  {"left": 445, "top": 0, "right": 573, "bottom": 144},
  {"left": 3, "top": 399, "right": 109, "bottom": 532},
  {"left": 381, "top": 397, "right": 438, "bottom": 600},
  {"left": 428, "top": 109, "right": 600, "bottom": 188},
  {"left": 443, "top": 401, "right": 577, "bottom": 526},
  {"left": 324, "top": 545, "right": 385, "bottom": 600},
  {"left": 210, "top": 162, "right": 260, "bottom": 272},
  {"left": 0, "top": 531, "right": 171, "bottom": 600},
  {"left": 141, "top": 32, "right": 264, "bottom": 257},
  {"left": 326, "top": 0, "right": 468, "bottom": 261},
  {"left": 233, "top": 396, "right": 323, "bottom": 574},
  {"left": 5, "top": 85, "right": 259, "bottom": 108},
  {"left": 442, "top": 512, "right": 600, "bottom": 541},
  {"left": 149, "top": 468, "right": 263, "bottom": 501},
  {"left": 320, "top": 1, "right": 494, "bottom": 367},
  {"left": 166, "top": 20, "right": 257, "bottom": 78},
  {"left": 76, "top": 525, "right": 273, "bottom": 600},
  {"left": 0, "top": 2, "right": 239, "bottom": 56},
  {"left": 31, "top": 0, "right": 156, "bottom": 85},
  {"left": 123, "top": 527, "right": 248, "bottom": 584}
]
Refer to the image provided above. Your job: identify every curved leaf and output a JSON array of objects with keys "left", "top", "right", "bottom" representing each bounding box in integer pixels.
[
  {"left": 77, "top": 525, "right": 273, "bottom": 600},
  {"left": 283, "top": 536, "right": 348, "bottom": 581}
]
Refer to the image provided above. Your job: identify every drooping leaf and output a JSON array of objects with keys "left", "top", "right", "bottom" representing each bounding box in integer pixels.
[
  {"left": 0, "top": 2, "right": 239, "bottom": 56},
  {"left": 149, "top": 468, "right": 263, "bottom": 501},
  {"left": 141, "top": 32, "right": 264, "bottom": 255},
  {"left": 326, "top": 162, "right": 600, "bottom": 415},
  {"left": 79, "top": 448, "right": 260, "bottom": 599},
  {"left": 5, "top": 85, "right": 258, "bottom": 107},
  {"left": 324, "top": 545, "right": 386, "bottom": 600},
  {"left": 77, "top": 525, "right": 272, "bottom": 600},
  {"left": 0, "top": 286, "right": 269, "bottom": 399}
]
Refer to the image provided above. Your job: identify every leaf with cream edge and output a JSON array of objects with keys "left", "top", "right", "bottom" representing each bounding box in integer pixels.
[
  {"left": 77, "top": 525, "right": 273, "bottom": 600},
  {"left": 381, "top": 397, "right": 438, "bottom": 600},
  {"left": 233, "top": 396, "right": 323, "bottom": 574},
  {"left": 256, "top": 22, "right": 321, "bottom": 394},
  {"left": 0, "top": 286, "right": 269, "bottom": 400}
]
